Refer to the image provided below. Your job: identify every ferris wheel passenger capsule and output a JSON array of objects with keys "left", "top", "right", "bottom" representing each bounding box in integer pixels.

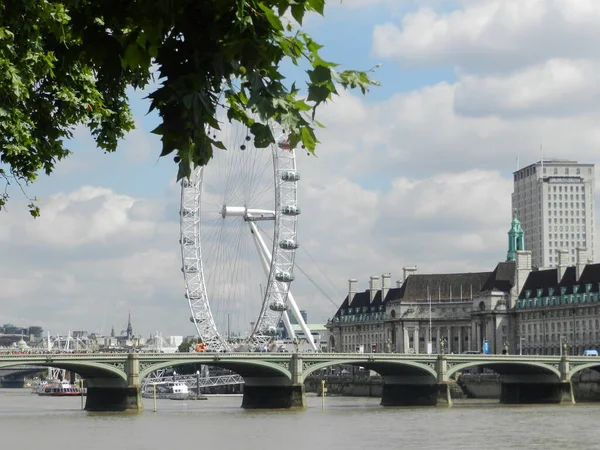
[
  {"left": 269, "top": 301, "right": 287, "bottom": 312},
  {"left": 277, "top": 138, "right": 292, "bottom": 150},
  {"left": 275, "top": 271, "right": 295, "bottom": 282},
  {"left": 180, "top": 208, "right": 194, "bottom": 217},
  {"left": 281, "top": 171, "right": 300, "bottom": 182},
  {"left": 281, "top": 205, "right": 301, "bottom": 215},
  {"left": 266, "top": 326, "right": 278, "bottom": 336},
  {"left": 279, "top": 239, "right": 299, "bottom": 250}
]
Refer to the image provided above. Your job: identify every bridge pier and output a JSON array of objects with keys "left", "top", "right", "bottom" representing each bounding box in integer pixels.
[
  {"left": 85, "top": 385, "right": 143, "bottom": 411},
  {"left": 500, "top": 375, "right": 575, "bottom": 405},
  {"left": 241, "top": 383, "right": 305, "bottom": 409},
  {"left": 380, "top": 376, "right": 451, "bottom": 407},
  {"left": 85, "top": 353, "right": 143, "bottom": 412},
  {"left": 241, "top": 354, "right": 305, "bottom": 409}
]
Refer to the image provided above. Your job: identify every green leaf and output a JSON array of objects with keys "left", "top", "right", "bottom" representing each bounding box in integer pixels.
[
  {"left": 250, "top": 122, "right": 274, "bottom": 148},
  {"left": 258, "top": 3, "right": 284, "bottom": 30},
  {"left": 307, "top": 0, "right": 326, "bottom": 15},
  {"left": 308, "top": 65, "right": 332, "bottom": 84},
  {"left": 291, "top": 5, "right": 306, "bottom": 24}
]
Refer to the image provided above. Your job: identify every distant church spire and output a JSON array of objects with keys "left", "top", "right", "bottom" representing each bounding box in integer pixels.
[
  {"left": 507, "top": 215, "right": 525, "bottom": 262},
  {"left": 126, "top": 311, "right": 133, "bottom": 339}
]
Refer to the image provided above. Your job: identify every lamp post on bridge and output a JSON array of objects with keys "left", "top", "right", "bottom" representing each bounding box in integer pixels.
[
  {"left": 559, "top": 336, "right": 568, "bottom": 357},
  {"left": 196, "top": 370, "right": 200, "bottom": 399},
  {"left": 439, "top": 338, "right": 447, "bottom": 355},
  {"left": 519, "top": 337, "right": 526, "bottom": 356}
]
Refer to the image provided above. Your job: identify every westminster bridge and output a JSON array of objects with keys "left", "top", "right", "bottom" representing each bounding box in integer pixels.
[{"left": 1, "top": 352, "right": 599, "bottom": 411}]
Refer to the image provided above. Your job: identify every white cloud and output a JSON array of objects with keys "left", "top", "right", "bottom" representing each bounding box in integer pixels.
[
  {"left": 20, "top": 186, "right": 165, "bottom": 248},
  {"left": 372, "top": 0, "right": 600, "bottom": 73},
  {"left": 455, "top": 59, "right": 600, "bottom": 117}
]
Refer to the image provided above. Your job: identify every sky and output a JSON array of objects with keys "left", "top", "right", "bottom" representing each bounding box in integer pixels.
[{"left": 3, "top": 0, "right": 600, "bottom": 338}]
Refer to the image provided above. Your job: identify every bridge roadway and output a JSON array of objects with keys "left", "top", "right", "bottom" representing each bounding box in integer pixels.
[{"left": 0, "top": 352, "right": 598, "bottom": 411}]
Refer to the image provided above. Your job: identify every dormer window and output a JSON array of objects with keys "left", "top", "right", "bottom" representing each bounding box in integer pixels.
[
  {"left": 525, "top": 290, "right": 532, "bottom": 299},
  {"left": 573, "top": 285, "right": 580, "bottom": 294},
  {"left": 537, "top": 289, "right": 543, "bottom": 297},
  {"left": 561, "top": 287, "right": 567, "bottom": 295},
  {"left": 586, "top": 283, "right": 592, "bottom": 293},
  {"left": 549, "top": 287, "right": 555, "bottom": 296}
]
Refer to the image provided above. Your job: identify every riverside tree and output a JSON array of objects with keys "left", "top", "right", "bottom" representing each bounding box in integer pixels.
[{"left": 0, "top": 0, "right": 376, "bottom": 216}]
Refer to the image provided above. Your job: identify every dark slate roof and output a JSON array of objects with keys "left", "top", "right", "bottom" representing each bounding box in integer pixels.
[
  {"left": 578, "top": 263, "right": 600, "bottom": 286},
  {"left": 394, "top": 272, "right": 492, "bottom": 302},
  {"left": 480, "top": 261, "right": 515, "bottom": 293},
  {"left": 383, "top": 287, "right": 402, "bottom": 304},
  {"left": 517, "top": 266, "right": 596, "bottom": 298},
  {"left": 518, "top": 268, "right": 558, "bottom": 298},
  {"left": 335, "top": 295, "right": 349, "bottom": 317},
  {"left": 370, "top": 291, "right": 383, "bottom": 307},
  {"left": 348, "top": 291, "right": 370, "bottom": 309}
]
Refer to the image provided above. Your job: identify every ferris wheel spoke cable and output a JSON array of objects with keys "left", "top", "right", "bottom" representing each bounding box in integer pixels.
[
  {"left": 261, "top": 231, "right": 340, "bottom": 310},
  {"left": 297, "top": 245, "right": 342, "bottom": 301}
]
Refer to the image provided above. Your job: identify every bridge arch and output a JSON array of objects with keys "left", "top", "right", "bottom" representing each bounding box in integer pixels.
[
  {"left": 301, "top": 359, "right": 437, "bottom": 383},
  {"left": 446, "top": 361, "right": 561, "bottom": 380},
  {"left": 139, "top": 358, "right": 292, "bottom": 382},
  {"left": 0, "top": 361, "right": 127, "bottom": 382},
  {"left": 568, "top": 362, "right": 600, "bottom": 380}
]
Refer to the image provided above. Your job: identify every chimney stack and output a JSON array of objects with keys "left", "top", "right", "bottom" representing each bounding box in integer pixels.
[
  {"left": 348, "top": 279, "right": 357, "bottom": 305},
  {"left": 369, "top": 276, "right": 380, "bottom": 302},
  {"left": 396, "top": 280, "right": 403, "bottom": 288},
  {"left": 381, "top": 273, "right": 391, "bottom": 300},
  {"left": 557, "top": 249, "right": 569, "bottom": 283},
  {"left": 576, "top": 247, "right": 588, "bottom": 281},
  {"left": 514, "top": 250, "right": 532, "bottom": 305},
  {"left": 403, "top": 265, "right": 418, "bottom": 282}
]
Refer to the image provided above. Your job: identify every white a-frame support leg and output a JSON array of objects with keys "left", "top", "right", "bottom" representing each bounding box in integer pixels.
[{"left": 248, "top": 222, "right": 317, "bottom": 351}]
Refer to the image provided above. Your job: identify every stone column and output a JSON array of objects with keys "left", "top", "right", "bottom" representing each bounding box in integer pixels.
[
  {"left": 467, "top": 326, "right": 472, "bottom": 351},
  {"left": 458, "top": 327, "right": 463, "bottom": 354},
  {"left": 413, "top": 327, "right": 420, "bottom": 354},
  {"left": 448, "top": 327, "right": 453, "bottom": 353},
  {"left": 436, "top": 327, "right": 441, "bottom": 353},
  {"left": 475, "top": 324, "right": 481, "bottom": 352},
  {"left": 403, "top": 327, "right": 409, "bottom": 354},
  {"left": 425, "top": 326, "right": 431, "bottom": 353}
]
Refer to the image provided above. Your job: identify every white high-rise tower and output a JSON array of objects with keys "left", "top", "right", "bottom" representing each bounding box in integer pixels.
[{"left": 512, "top": 159, "right": 595, "bottom": 268}]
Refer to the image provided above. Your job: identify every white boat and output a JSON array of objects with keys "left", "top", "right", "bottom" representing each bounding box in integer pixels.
[
  {"left": 35, "top": 380, "right": 82, "bottom": 397},
  {"left": 142, "top": 381, "right": 192, "bottom": 400}
]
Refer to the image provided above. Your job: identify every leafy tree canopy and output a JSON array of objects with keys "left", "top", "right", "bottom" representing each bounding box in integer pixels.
[
  {"left": 178, "top": 337, "right": 201, "bottom": 353},
  {"left": 0, "top": 0, "right": 376, "bottom": 216}
]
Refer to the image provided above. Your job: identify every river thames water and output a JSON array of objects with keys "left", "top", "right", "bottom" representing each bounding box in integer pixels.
[{"left": 1, "top": 389, "right": 599, "bottom": 449}]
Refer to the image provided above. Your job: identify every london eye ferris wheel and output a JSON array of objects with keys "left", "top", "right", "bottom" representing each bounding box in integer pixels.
[{"left": 179, "top": 121, "right": 317, "bottom": 352}]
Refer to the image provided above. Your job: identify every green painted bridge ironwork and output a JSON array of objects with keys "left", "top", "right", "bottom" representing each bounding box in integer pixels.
[{"left": 0, "top": 352, "right": 598, "bottom": 410}]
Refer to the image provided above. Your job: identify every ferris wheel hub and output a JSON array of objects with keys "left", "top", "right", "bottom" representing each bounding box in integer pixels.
[{"left": 220, "top": 205, "right": 276, "bottom": 221}]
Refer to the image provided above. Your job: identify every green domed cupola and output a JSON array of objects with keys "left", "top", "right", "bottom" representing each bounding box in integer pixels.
[{"left": 507, "top": 215, "right": 525, "bottom": 262}]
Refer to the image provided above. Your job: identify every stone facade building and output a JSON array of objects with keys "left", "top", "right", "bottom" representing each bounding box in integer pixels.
[
  {"left": 514, "top": 247, "right": 600, "bottom": 355},
  {"left": 327, "top": 217, "right": 600, "bottom": 356}
]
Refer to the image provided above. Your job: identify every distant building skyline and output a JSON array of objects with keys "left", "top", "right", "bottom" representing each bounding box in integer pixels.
[{"left": 512, "top": 159, "right": 595, "bottom": 269}]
